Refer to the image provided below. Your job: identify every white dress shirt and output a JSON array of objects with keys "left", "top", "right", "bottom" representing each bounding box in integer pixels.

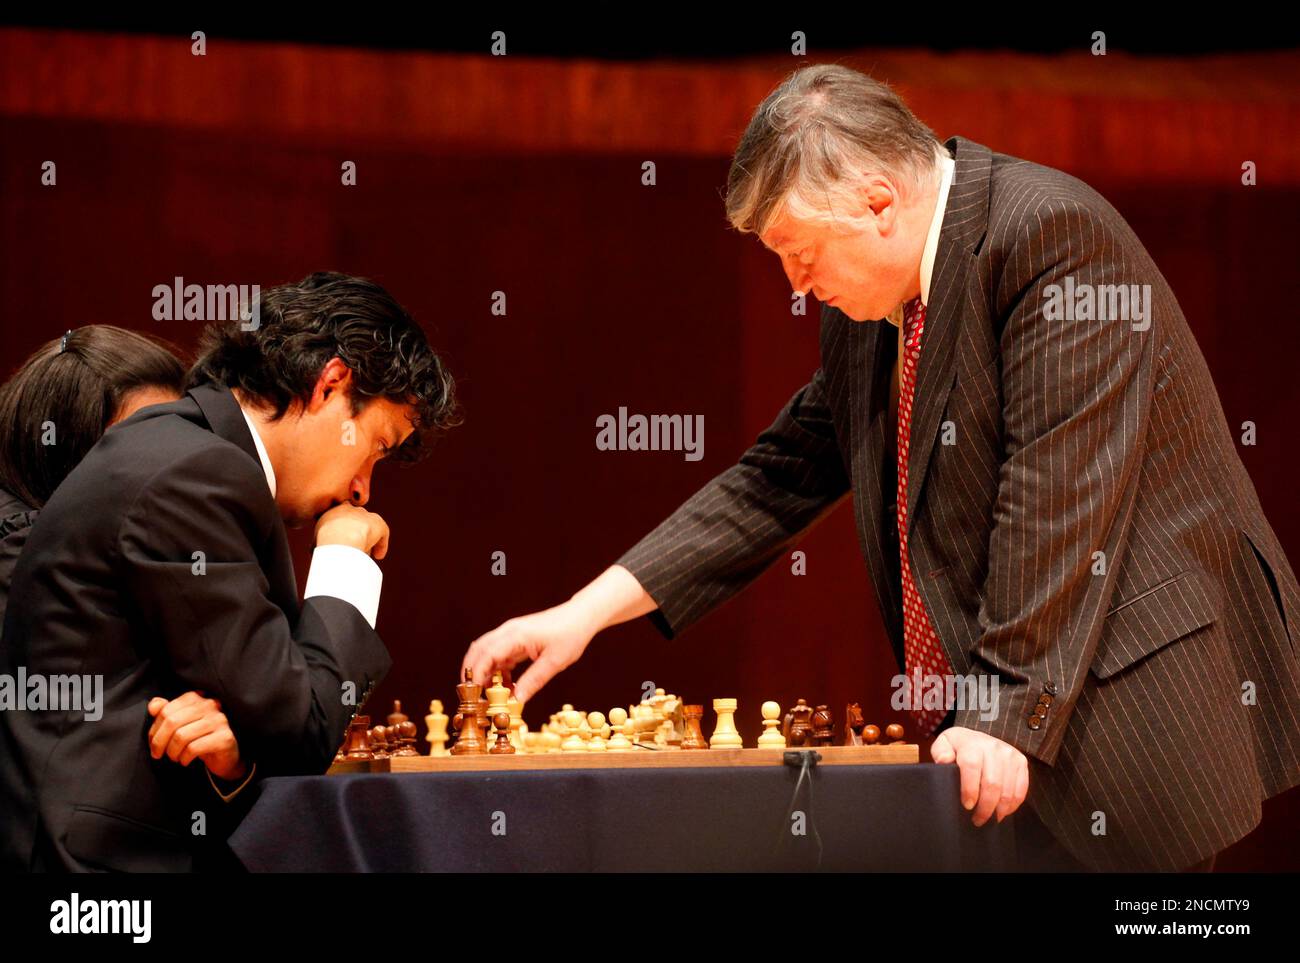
[{"left": 919, "top": 150, "right": 956, "bottom": 309}]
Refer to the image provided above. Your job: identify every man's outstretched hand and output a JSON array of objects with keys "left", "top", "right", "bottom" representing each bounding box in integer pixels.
[
  {"left": 930, "top": 726, "right": 1029, "bottom": 826},
  {"left": 462, "top": 565, "right": 657, "bottom": 705},
  {"left": 462, "top": 603, "right": 598, "bottom": 706}
]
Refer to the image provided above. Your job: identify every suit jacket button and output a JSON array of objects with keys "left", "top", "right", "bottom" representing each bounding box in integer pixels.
[
  {"left": 1044, "top": 682, "right": 1058, "bottom": 696},
  {"left": 1038, "top": 693, "right": 1054, "bottom": 707},
  {"left": 1035, "top": 698, "right": 1052, "bottom": 713},
  {"left": 1027, "top": 714, "right": 1043, "bottom": 730}
]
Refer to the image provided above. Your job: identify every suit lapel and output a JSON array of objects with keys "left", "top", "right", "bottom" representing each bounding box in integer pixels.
[
  {"left": 187, "top": 382, "right": 300, "bottom": 616},
  {"left": 188, "top": 383, "right": 263, "bottom": 468},
  {"left": 903, "top": 136, "right": 992, "bottom": 539}
]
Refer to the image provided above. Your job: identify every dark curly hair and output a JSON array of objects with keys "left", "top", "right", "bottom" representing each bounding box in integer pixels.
[{"left": 187, "top": 272, "right": 460, "bottom": 461}]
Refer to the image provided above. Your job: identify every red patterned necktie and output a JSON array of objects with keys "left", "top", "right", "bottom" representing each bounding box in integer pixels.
[{"left": 897, "top": 296, "right": 954, "bottom": 737}]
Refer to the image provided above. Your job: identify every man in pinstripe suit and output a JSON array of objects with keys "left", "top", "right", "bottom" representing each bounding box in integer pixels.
[{"left": 464, "top": 65, "right": 1300, "bottom": 872}]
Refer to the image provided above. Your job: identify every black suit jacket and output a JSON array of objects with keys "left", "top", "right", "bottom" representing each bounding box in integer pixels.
[
  {"left": 0, "top": 383, "right": 391, "bottom": 871},
  {"left": 619, "top": 136, "right": 1300, "bottom": 871},
  {"left": 0, "top": 487, "right": 37, "bottom": 629}
]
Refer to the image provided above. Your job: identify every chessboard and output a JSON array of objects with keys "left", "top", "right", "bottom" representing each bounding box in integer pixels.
[
  {"left": 329, "top": 677, "right": 920, "bottom": 775},
  {"left": 330, "top": 742, "right": 918, "bottom": 774}
]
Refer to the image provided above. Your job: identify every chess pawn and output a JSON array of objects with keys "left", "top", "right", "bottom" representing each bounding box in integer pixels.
[
  {"left": 489, "top": 712, "right": 516, "bottom": 754},
  {"left": 561, "top": 710, "right": 586, "bottom": 752},
  {"left": 587, "top": 712, "right": 608, "bottom": 751},
  {"left": 709, "top": 698, "right": 743, "bottom": 749},
  {"left": 386, "top": 699, "right": 409, "bottom": 728},
  {"left": 368, "top": 725, "right": 390, "bottom": 759},
  {"left": 886, "top": 723, "right": 906, "bottom": 743},
  {"left": 863, "top": 724, "right": 881, "bottom": 746},
  {"left": 606, "top": 707, "right": 632, "bottom": 751},
  {"left": 426, "top": 700, "right": 450, "bottom": 757},
  {"left": 395, "top": 719, "right": 419, "bottom": 756},
  {"left": 757, "top": 701, "right": 786, "bottom": 748},
  {"left": 680, "top": 705, "right": 708, "bottom": 750}
]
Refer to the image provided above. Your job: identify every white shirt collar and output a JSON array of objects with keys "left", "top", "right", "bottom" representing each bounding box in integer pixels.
[
  {"left": 918, "top": 151, "right": 956, "bottom": 308},
  {"left": 238, "top": 405, "right": 277, "bottom": 497}
]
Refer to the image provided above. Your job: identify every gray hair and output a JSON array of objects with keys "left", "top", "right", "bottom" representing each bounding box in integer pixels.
[{"left": 725, "top": 64, "right": 945, "bottom": 238}]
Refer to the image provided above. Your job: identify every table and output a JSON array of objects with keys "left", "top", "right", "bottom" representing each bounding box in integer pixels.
[{"left": 228, "top": 761, "right": 1021, "bottom": 871}]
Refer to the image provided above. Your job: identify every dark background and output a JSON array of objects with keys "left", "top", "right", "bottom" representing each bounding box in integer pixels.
[{"left": 2, "top": 21, "right": 1297, "bottom": 869}]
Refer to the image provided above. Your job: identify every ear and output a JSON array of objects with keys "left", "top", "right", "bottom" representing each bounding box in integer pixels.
[
  {"left": 863, "top": 177, "right": 896, "bottom": 223},
  {"left": 308, "top": 357, "right": 354, "bottom": 412}
]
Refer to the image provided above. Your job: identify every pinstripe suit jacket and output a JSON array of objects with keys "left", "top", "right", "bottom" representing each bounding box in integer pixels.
[{"left": 618, "top": 135, "right": 1300, "bottom": 871}]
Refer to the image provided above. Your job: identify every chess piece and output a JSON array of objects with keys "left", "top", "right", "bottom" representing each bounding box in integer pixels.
[
  {"left": 507, "top": 694, "right": 526, "bottom": 751},
  {"left": 758, "top": 701, "right": 786, "bottom": 748},
  {"left": 843, "top": 702, "right": 866, "bottom": 746},
  {"left": 367, "top": 725, "right": 390, "bottom": 759},
  {"left": 664, "top": 694, "right": 685, "bottom": 745},
  {"left": 487, "top": 672, "right": 511, "bottom": 745},
  {"left": 811, "top": 705, "right": 834, "bottom": 746},
  {"left": 561, "top": 710, "right": 586, "bottom": 752},
  {"left": 709, "top": 698, "right": 743, "bottom": 749},
  {"left": 587, "top": 712, "right": 608, "bottom": 751},
  {"left": 886, "top": 723, "right": 906, "bottom": 743},
  {"left": 680, "top": 705, "right": 708, "bottom": 750},
  {"left": 607, "top": 707, "right": 632, "bottom": 751},
  {"left": 786, "top": 699, "right": 814, "bottom": 746},
  {"left": 476, "top": 695, "right": 490, "bottom": 736},
  {"left": 631, "top": 703, "right": 657, "bottom": 745},
  {"left": 344, "top": 716, "right": 373, "bottom": 760},
  {"left": 490, "top": 712, "right": 516, "bottom": 754},
  {"left": 425, "top": 700, "right": 450, "bottom": 756},
  {"left": 451, "top": 669, "right": 487, "bottom": 755},
  {"left": 863, "top": 724, "right": 881, "bottom": 746},
  {"left": 386, "top": 700, "right": 409, "bottom": 728},
  {"left": 394, "top": 719, "right": 419, "bottom": 756}
]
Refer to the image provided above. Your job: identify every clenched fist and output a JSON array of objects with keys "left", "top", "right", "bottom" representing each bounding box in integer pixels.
[
  {"left": 315, "top": 502, "right": 390, "bottom": 559},
  {"left": 147, "top": 691, "right": 246, "bottom": 782}
]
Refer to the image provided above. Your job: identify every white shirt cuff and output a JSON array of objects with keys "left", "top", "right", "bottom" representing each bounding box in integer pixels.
[{"left": 303, "top": 544, "right": 382, "bottom": 629}]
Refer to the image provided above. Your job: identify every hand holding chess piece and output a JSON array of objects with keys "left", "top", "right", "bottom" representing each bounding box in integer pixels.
[{"left": 461, "top": 565, "right": 654, "bottom": 704}]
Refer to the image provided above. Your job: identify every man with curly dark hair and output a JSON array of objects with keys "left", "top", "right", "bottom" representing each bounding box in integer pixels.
[{"left": 0, "top": 272, "right": 458, "bottom": 872}]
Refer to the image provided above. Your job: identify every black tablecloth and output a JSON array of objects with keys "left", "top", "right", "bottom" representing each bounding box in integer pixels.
[{"left": 229, "top": 762, "right": 1024, "bottom": 871}]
